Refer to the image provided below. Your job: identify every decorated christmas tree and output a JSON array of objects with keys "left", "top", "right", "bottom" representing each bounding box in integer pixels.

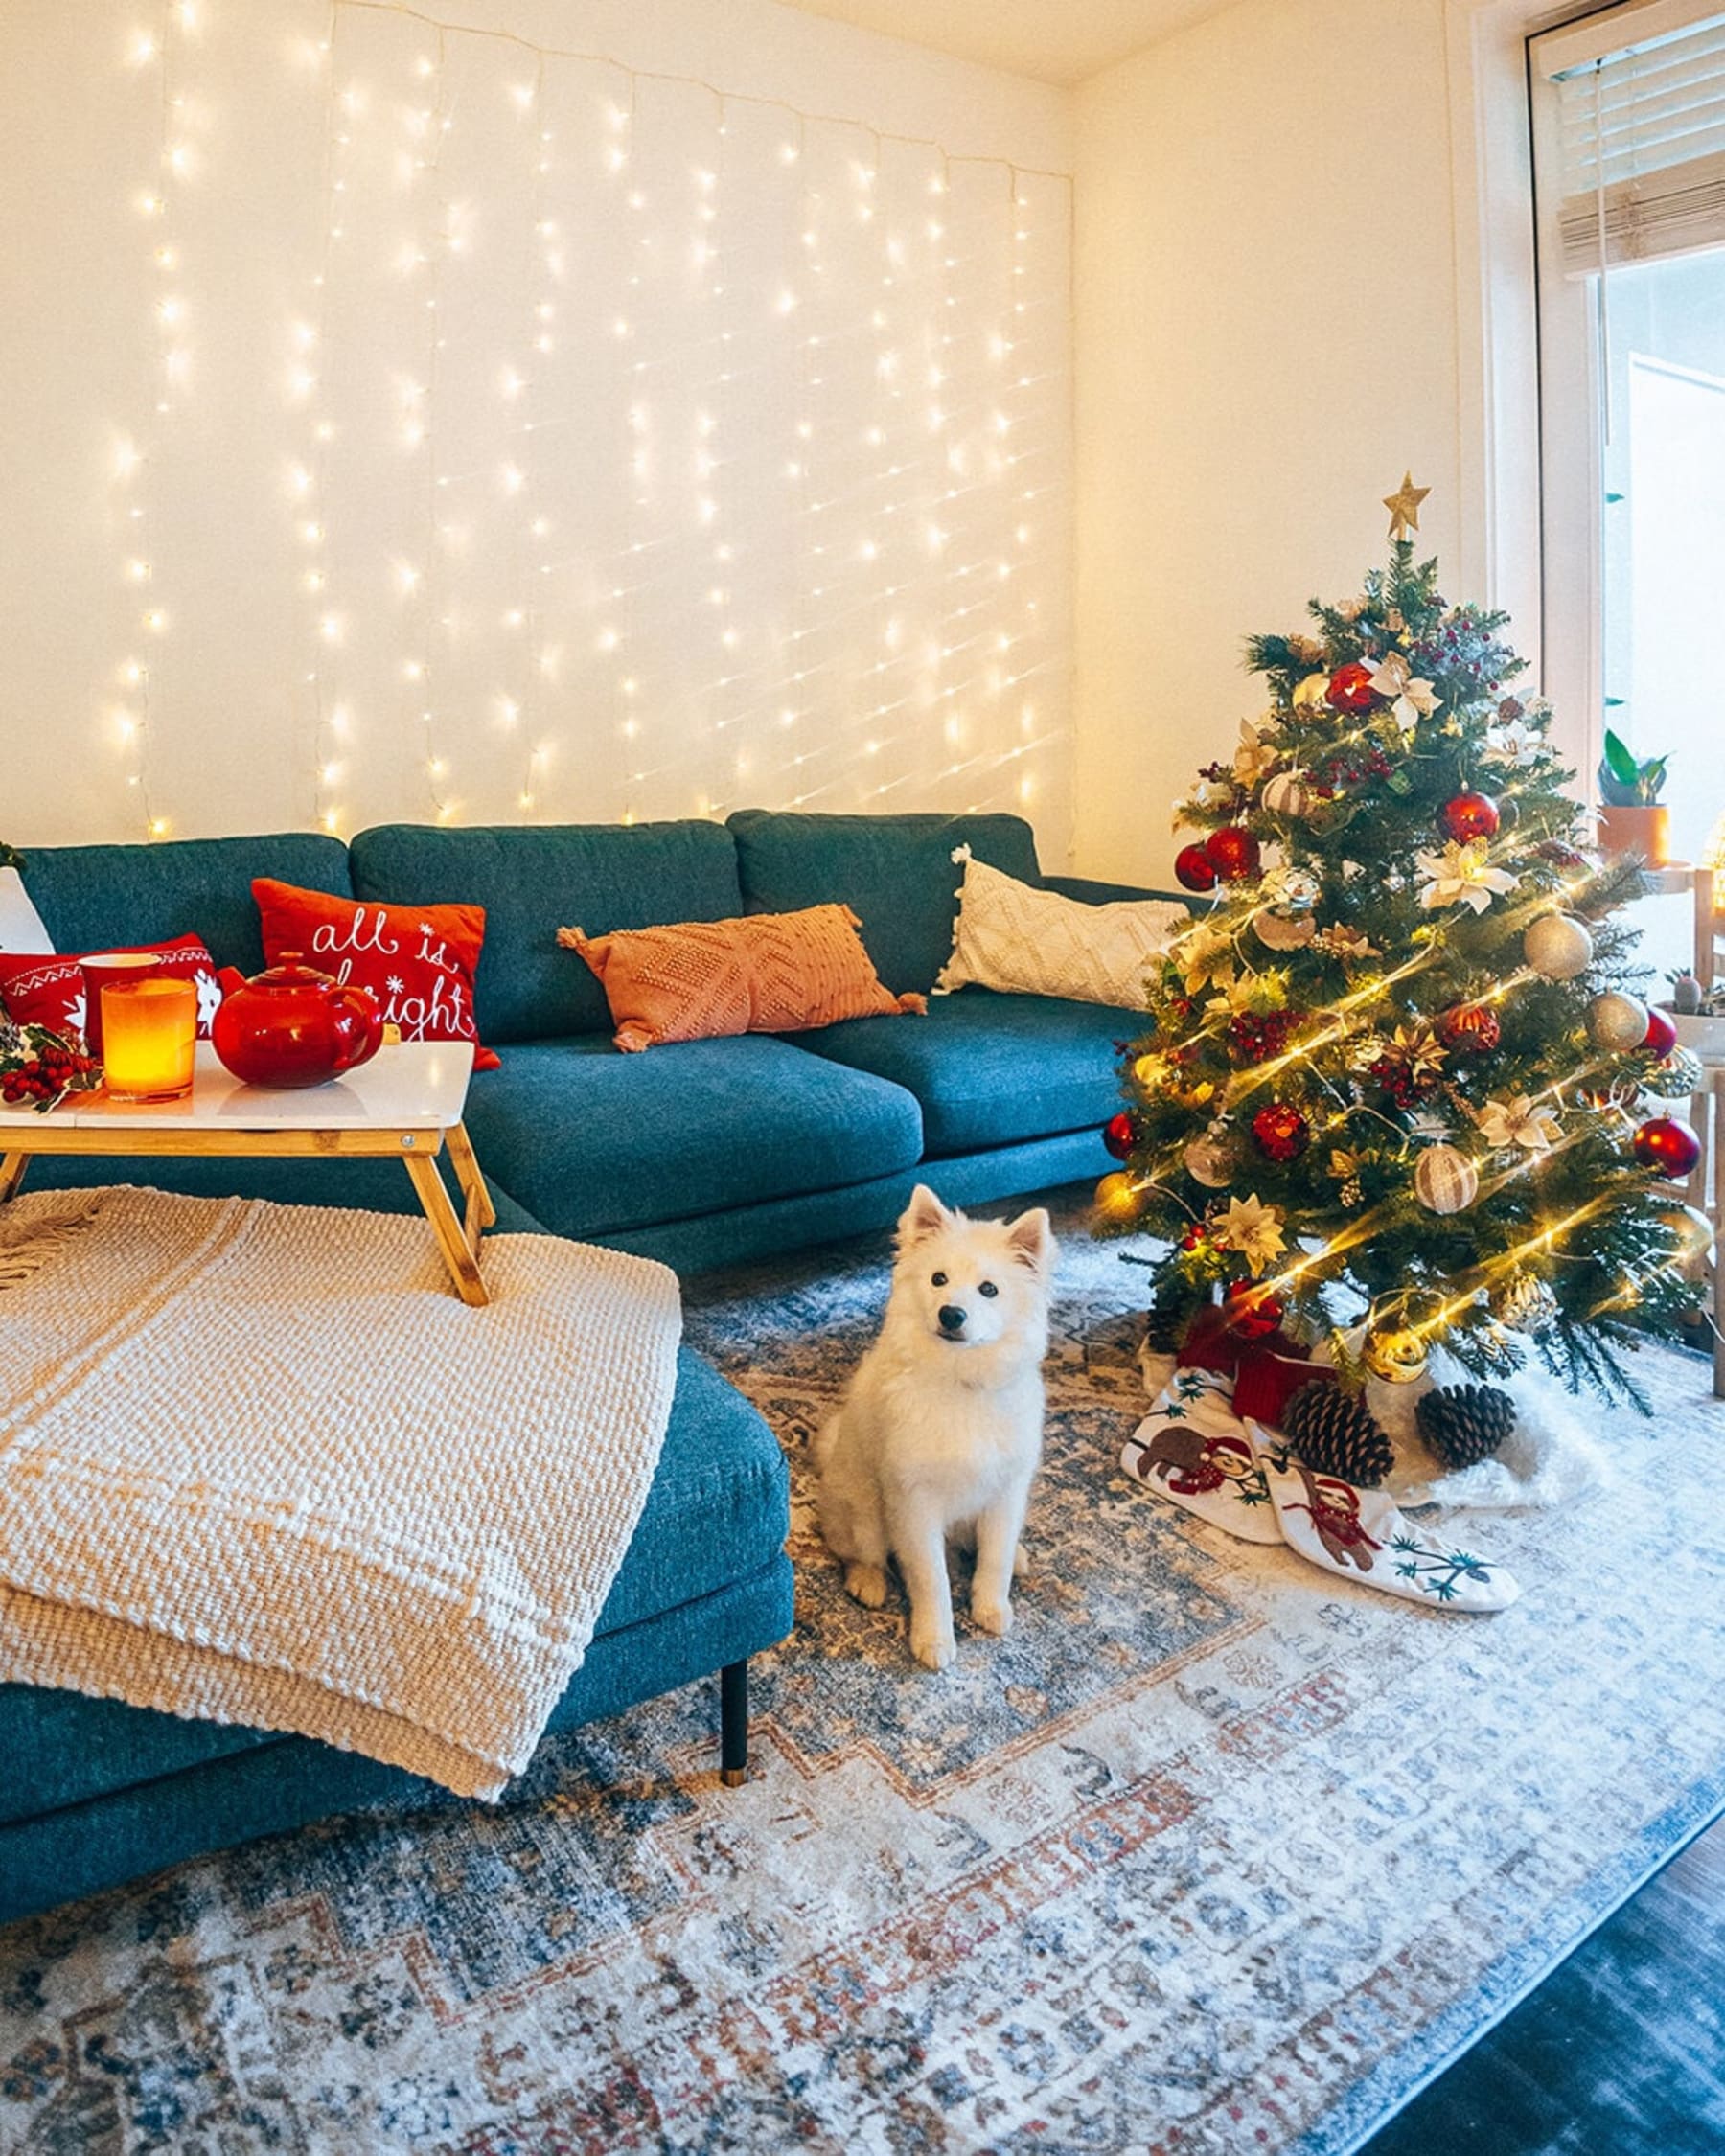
[{"left": 1095, "top": 477, "right": 1709, "bottom": 1406}]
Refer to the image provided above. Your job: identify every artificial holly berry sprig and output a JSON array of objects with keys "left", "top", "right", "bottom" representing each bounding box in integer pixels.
[{"left": 0, "top": 1022, "right": 103, "bottom": 1112}]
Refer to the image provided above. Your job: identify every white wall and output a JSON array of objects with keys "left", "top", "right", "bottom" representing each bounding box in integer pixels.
[
  {"left": 1072, "top": 0, "right": 1472, "bottom": 887},
  {"left": 0, "top": 0, "right": 1071, "bottom": 854}
]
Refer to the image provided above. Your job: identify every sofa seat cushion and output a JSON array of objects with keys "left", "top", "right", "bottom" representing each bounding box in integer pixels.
[
  {"left": 726, "top": 810, "right": 1042, "bottom": 997},
  {"left": 792, "top": 986, "right": 1136, "bottom": 1156},
  {"left": 0, "top": 1343, "right": 785, "bottom": 1825},
  {"left": 349, "top": 821, "right": 745, "bottom": 1045},
  {"left": 458, "top": 1033, "right": 924, "bottom": 1240}
]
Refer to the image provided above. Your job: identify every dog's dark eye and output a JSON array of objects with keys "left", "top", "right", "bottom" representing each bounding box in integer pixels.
[
  {"left": 978, "top": 1280, "right": 999, "bottom": 1298},
  {"left": 931, "top": 1271, "right": 947, "bottom": 1287}
]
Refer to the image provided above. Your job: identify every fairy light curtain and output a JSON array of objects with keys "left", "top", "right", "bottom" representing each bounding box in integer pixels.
[{"left": 112, "top": 0, "right": 1072, "bottom": 844}]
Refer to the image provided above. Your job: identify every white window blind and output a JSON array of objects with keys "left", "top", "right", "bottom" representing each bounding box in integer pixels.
[{"left": 1534, "top": 0, "right": 1725, "bottom": 272}]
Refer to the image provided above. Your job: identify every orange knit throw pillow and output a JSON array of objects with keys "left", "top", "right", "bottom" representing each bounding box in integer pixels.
[{"left": 558, "top": 905, "right": 926, "bottom": 1053}]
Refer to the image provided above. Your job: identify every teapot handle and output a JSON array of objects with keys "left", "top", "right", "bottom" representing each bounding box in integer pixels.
[{"left": 328, "top": 983, "right": 386, "bottom": 1073}]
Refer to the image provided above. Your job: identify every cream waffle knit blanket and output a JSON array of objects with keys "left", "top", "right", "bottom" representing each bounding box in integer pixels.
[{"left": 0, "top": 1186, "right": 682, "bottom": 1799}]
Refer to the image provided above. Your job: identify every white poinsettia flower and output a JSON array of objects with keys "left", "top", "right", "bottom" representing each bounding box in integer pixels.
[
  {"left": 1475, "top": 1093, "right": 1561, "bottom": 1151},
  {"left": 1415, "top": 840, "right": 1519, "bottom": 914},
  {"left": 1484, "top": 718, "right": 1543, "bottom": 768},
  {"left": 1232, "top": 720, "right": 1280, "bottom": 788},
  {"left": 1213, "top": 1194, "right": 1287, "bottom": 1276},
  {"left": 1171, "top": 919, "right": 1237, "bottom": 996},
  {"left": 1368, "top": 650, "right": 1440, "bottom": 735}
]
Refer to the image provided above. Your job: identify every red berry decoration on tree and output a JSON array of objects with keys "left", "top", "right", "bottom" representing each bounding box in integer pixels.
[
  {"left": 1251, "top": 1102, "right": 1309, "bottom": 1163},
  {"left": 1438, "top": 1003, "right": 1502, "bottom": 1055},
  {"left": 1174, "top": 842, "right": 1219, "bottom": 893},
  {"left": 1204, "top": 825, "right": 1260, "bottom": 882},
  {"left": 1632, "top": 1116, "right": 1701, "bottom": 1178},
  {"left": 1642, "top": 1006, "right": 1677, "bottom": 1058},
  {"left": 1439, "top": 791, "right": 1500, "bottom": 843},
  {"left": 1325, "top": 660, "right": 1376, "bottom": 713},
  {"left": 1224, "top": 1282, "right": 1284, "bottom": 1340},
  {"left": 1103, "top": 1110, "right": 1138, "bottom": 1160}
]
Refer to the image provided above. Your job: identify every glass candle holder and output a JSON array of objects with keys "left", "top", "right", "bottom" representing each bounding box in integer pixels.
[
  {"left": 80, "top": 952, "right": 163, "bottom": 1058},
  {"left": 102, "top": 977, "right": 196, "bottom": 1102}
]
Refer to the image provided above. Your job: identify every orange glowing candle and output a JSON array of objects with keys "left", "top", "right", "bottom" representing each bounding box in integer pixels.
[{"left": 102, "top": 977, "right": 196, "bottom": 1102}]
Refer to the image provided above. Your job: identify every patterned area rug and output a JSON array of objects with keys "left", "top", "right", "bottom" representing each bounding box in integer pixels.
[{"left": 3, "top": 1190, "right": 1723, "bottom": 2154}]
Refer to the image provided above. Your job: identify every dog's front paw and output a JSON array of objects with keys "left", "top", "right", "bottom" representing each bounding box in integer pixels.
[
  {"left": 909, "top": 1621, "right": 956, "bottom": 1672},
  {"left": 972, "top": 1595, "right": 1013, "bottom": 1638},
  {"left": 844, "top": 1561, "right": 889, "bottom": 1608}
]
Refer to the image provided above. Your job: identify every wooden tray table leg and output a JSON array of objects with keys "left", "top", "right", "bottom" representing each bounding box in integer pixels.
[
  {"left": 445, "top": 1120, "right": 496, "bottom": 1253},
  {"left": 403, "top": 1150, "right": 491, "bottom": 1306},
  {"left": 0, "top": 1153, "right": 28, "bottom": 1204}
]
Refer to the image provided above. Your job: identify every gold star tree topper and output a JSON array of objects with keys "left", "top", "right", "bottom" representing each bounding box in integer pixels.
[{"left": 1384, "top": 470, "right": 1431, "bottom": 541}]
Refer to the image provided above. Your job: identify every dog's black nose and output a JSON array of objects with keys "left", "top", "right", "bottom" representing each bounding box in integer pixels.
[{"left": 937, "top": 1303, "right": 967, "bottom": 1333}]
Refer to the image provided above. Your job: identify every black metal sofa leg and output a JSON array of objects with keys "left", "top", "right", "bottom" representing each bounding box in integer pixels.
[{"left": 720, "top": 1659, "right": 748, "bottom": 1787}]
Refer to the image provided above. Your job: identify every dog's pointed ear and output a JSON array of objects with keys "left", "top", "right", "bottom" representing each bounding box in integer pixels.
[
  {"left": 898, "top": 1183, "right": 951, "bottom": 1249},
  {"left": 1004, "top": 1206, "right": 1053, "bottom": 1273}
]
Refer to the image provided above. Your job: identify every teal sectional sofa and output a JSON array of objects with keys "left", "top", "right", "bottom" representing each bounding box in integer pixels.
[{"left": 0, "top": 811, "right": 1175, "bottom": 1927}]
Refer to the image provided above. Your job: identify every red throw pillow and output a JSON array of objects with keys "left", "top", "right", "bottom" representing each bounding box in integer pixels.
[
  {"left": 0, "top": 936, "right": 223, "bottom": 1044},
  {"left": 251, "top": 880, "right": 498, "bottom": 1069}
]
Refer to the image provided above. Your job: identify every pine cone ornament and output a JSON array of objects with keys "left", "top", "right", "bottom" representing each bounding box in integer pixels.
[
  {"left": 1414, "top": 1383, "right": 1516, "bottom": 1470},
  {"left": 1281, "top": 1381, "right": 1394, "bottom": 1488}
]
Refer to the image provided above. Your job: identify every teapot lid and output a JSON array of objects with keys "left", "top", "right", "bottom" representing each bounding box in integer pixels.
[{"left": 250, "top": 952, "right": 338, "bottom": 990}]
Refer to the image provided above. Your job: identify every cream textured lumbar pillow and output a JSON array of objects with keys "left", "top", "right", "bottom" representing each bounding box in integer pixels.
[
  {"left": 935, "top": 847, "right": 1186, "bottom": 1009},
  {"left": 0, "top": 868, "right": 52, "bottom": 954}
]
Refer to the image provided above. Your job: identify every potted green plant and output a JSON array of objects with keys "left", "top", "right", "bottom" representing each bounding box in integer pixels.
[
  {"left": 1597, "top": 729, "right": 1671, "bottom": 864},
  {"left": 1664, "top": 968, "right": 1725, "bottom": 1064}
]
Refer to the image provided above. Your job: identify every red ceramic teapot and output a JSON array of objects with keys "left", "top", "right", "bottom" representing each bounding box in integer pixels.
[{"left": 211, "top": 954, "right": 385, "bottom": 1089}]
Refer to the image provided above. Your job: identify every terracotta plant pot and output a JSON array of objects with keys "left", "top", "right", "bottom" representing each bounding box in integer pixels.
[{"left": 1597, "top": 802, "right": 1670, "bottom": 865}]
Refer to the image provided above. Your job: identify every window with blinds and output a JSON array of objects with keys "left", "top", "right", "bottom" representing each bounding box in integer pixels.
[{"left": 1534, "top": 2, "right": 1725, "bottom": 272}]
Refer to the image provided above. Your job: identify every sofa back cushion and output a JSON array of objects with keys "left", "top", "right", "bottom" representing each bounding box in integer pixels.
[
  {"left": 726, "top": 810, "right": 1042, "bottom": 996},
  {"left": 15, "top": 835, "right": 352, "bottom": 975},
  {"left": 348, "top": 820, "right": 745, "bottom": 1043}
]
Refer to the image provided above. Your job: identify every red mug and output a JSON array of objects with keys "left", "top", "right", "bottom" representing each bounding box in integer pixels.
[{"left": 80, "top": 952, "right": 166, "bottom": 1059}]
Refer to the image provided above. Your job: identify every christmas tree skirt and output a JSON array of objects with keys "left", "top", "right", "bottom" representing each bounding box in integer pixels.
[{"left": 1140, "top": 1338, "right": 1612, "bottom": 1515}]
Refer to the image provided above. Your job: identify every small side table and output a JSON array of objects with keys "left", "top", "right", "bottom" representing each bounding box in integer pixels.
[{"left": 0, "top": 1042, "right": 496, "bottom": 1306}]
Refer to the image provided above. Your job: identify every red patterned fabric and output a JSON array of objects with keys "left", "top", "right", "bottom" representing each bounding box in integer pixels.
[
  {"left": 251, "top": 881, "right": 498, "bottom": 1069},
  {"left": 559, "top": 905, "right": 925, "bottom": 1054},
  {"left": 0, "top": 936, "right": 222, "bottom": 1044}
]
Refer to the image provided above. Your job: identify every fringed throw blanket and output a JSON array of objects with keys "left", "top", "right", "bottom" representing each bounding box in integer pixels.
[{"left": 0, "top": 1186, "right": 682, "bottom": 1799}]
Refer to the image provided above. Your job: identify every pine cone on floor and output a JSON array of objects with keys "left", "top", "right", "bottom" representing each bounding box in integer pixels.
[
  {"left": 1414, "top": 1383, "right": 1516, "bottom": 1470},
  {"left": 1282, "top": 1381, "right": 1394, "bottom": 1488}
]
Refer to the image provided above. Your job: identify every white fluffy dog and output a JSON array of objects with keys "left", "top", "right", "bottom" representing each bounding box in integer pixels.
[{"left": 815, "top": 1184, "right": 1055, "bottom": 1671}]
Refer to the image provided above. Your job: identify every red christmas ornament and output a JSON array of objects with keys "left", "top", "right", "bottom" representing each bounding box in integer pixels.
[
  {"left": 1224, "top": 1282, "right": 1285, "bottom": 1340},
  {"left": 1438, "top": 1003, "right": 1502, "bottom": 1055},
  {"left": 1174, "top": 842, "right": 1219, "bottom": 893},
  {"left": 1643, "top": 1006, "right": 1677, "bottom": 1058},
  {"left": 1103, "top": 1111, "right": 1138, "bottom": 1160},
  {"left": 1439, "top": 791, "right": 1501, "bottom": 843},
  {"left": 1325, "top": 661, "right": 1376, "bottom": 713},
  {"left": 1204, "top": 825, "right": 1261, "bottom": 883},
  {"left": 1251, "top": 1102, "right": 1310, "bottom": 1163},
  {"left": 1632, "top": 1116, "right": 1702, "bottom": 1178}
]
